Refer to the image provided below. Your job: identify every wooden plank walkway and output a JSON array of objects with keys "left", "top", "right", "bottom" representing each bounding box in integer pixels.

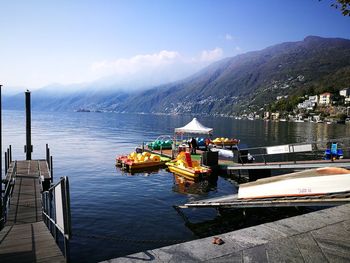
[
  {"left": 103, "top": 203, "right": 350, "bottom": 262},
  {"left": 0, "top": 160, "right": 65, "bottom": 263}
]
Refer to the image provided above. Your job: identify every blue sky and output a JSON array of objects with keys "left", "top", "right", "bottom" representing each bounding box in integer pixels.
[{"left": 0, "top": 0, "right": 349, "bottom": 92}]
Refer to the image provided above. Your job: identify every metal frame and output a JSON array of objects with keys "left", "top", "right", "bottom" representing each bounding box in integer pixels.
[
  {"left": 42, "top": 176, "right": 72, "bottom": 262},
  {"left": 0, "top": 161, "right": 17, "bottom": 226},
  {"left": 231, "top": 138, "right": 350, "bottom": 165}
]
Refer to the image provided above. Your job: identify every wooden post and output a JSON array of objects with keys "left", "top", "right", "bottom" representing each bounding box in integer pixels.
[
  {"left": 50, "top": 156, "right": 53, "bottom": 182},
  {"left": 46, "top": 144, "right": 51, "bottom": 170},
  {"left": 9, "top": 145, "right": 12, "bottom": 163},
  {"left": 4, "top": 152, "right": 7, "bottom": 173},
  {"left": 6, "top": 148, "right": 10, "bottom": 169},
  {"left": 25, "top": 90, "right": 32, "bottom": 160},
  {"left": 46, "top": 144, "right": 49, "bottom": 163}
]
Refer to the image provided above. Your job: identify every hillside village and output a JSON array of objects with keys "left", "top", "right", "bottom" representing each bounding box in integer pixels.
[{"left": 257, "top": 88, "right": 350, "bottom": 123}]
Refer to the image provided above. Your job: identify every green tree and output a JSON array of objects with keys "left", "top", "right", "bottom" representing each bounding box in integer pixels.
[{"left": 326, "top": 0, "right": 350, "bottom": 16}]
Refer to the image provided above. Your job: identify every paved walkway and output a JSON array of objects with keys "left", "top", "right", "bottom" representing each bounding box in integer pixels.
[{"left": 102, "top": 203, "right": 350, "bottom": 262}]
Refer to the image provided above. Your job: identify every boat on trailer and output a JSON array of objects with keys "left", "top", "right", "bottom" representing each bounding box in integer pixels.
[{"left": 238, "top": 167, "right": 350, "bottom": 199}]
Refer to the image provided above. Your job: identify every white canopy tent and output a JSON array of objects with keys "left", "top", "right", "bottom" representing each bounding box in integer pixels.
[{"left": 175, "top": 118, "right": 213, "bottom": 135}]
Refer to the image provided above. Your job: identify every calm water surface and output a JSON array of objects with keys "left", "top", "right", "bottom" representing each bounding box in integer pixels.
[{"left": 2, "top": 110, "right": 350, "bottom": 262}]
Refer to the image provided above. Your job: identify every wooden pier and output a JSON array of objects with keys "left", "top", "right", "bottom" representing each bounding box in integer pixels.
[{"left": 0, "top": 160, "right": 65, "bottom": 263}]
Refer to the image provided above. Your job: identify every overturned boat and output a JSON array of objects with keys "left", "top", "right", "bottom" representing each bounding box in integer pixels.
[{"left": 238, "top": 167, "right": 350, "bottom": 199}]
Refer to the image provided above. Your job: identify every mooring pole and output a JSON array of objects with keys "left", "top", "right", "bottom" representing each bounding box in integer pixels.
[{"left": 25, "top": 90, "right": 32, "bottom": 160}]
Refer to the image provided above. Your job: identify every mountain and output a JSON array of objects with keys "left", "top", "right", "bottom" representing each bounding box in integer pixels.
[
  {"left": 5, "top": 36, "right": 350, "bottom": 115},
  {"left": 115, "top": 36, "right": 350, "bottom": 116}
]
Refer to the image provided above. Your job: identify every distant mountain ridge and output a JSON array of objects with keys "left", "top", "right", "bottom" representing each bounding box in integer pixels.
[{"left": 5, "top": 36, "right": 350, "bottom": 115}]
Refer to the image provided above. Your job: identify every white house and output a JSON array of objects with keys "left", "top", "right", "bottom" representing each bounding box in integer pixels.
[
  {"left": 308, "top": 95, "right": 318, "bottom": 103},
  {"left": 340, "top": 88, "right": 350, "bottom": 104},
  {"left": 318, "top": 92, "right": 332, "bottom": 105},
  {"left": 297, "top": 95, "right": 318, "bottom": 110},
  {"left": 340, "top": 88, "right": 350, "bottom": 97}
]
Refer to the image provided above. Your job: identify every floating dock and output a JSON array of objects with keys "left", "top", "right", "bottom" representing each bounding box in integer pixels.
[
  {"left": 0, "top": 160, "right": 65, "bottom": 263},
  {"left": 101, "top": 203, "right": 350, "bottom": 262}
]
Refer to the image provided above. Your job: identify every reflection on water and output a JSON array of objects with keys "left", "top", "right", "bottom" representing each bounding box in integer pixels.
[
  {"left": 172, "top": 174, "right": 218, "bottom": 195},
  {"left": 2, "top": 110, "right": 350, "bottom": 262},
  {"left": 175, "top": 206, "right": 315, "bottom": 238},
  {"left": 116, "top": 165, "right": 162, "bottom": 176}
]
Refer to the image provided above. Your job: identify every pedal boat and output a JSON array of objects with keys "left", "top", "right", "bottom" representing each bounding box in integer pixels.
[
  {"left": 166, "top": 152, "right": 211, "bottom": 181},
  {"left": 116, "top": 151, "right": 170, "bottom": 171},
  {"left": 212, "top": 137, "right": 240, "bottom": 146},
  {"left": 238, "top": 167, "right": 350, "bottom": 199}
]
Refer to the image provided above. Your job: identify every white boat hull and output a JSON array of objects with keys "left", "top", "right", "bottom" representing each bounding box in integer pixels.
[{"left": 238, "top": 167, "right": 350, "bottom": 199}]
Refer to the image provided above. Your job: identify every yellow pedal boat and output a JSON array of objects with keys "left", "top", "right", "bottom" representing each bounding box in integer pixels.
[
  {"left": 116, "top": 151, "right": 170, "bottom": 172},
  {"left": 166, "top": 152, "right": 211, "bottom": 180}
]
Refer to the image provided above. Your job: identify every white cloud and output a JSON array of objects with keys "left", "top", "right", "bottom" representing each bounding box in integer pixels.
[
  {"left": 91, "top": 50, "right": 181, "bottom": 76},
  {"left": 225, "top": 33, "right": 233, "bottom": 40},
  {"left": 235, "top": 46, "right": 242, "bottom": 52},
  {"left": 88, "top": 48, "right": 225, "bottom": 90},
  {"left": 200, "top": 48, "right": 223, "bottom": 62}
]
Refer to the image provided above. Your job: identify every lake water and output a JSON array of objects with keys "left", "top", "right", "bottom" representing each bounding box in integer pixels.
[{"left": 2, "top": 110, "right": 350, "bottom": 262}]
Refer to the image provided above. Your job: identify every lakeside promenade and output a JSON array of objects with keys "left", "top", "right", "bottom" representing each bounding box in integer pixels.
[{"left": 102, "top": 203, "right": 350, "bottom": 262}]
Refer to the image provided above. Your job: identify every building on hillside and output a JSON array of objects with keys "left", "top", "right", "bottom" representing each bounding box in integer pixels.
[
  {"left": 264, "top": 111, "right": 270, "bottom": 119},
  {"left": 276, "top": 95, "right": 289, "bottom": 100},
  {"left": 318, "top": 92, "right": 332, "bottom": 106},
  {"left": 271, "top": 112, "right": 280, "bottom": 120},
  {"left": 339, "top": 88, "right": 350, "bottom": 97},
  {"left": 340, "top": 88, "right": 350, "bottom": 104},
  {"left": 297, "top": 95, "right": 318, "bottom": 110},
  {"left": 308, "top": 95, "right": 318, "bottom": 103}
]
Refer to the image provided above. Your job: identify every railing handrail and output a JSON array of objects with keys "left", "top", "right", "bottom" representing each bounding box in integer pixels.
[
  {"left": 42, "top": 176, "right": 71, "bottom": 262},
  {"left": 1, "top": 161, "right": 17, "bottom": 226},
  {"left": 237, "top": 137, "right": 350, "bottom": 152}
]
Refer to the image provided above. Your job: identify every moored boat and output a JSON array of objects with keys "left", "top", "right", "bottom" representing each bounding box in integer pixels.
[
  {"left": 212, "top": 137, "right": 240, "bottom": 147},
  {"left": 147, "top": 135, "right": 173, "bottom": 150},
  {"left": 238, "top": 167, "right": 350, "bottom": 199},
  {"left": 116, "top": 151, "right": 170, "bottom": 171},
  {"left": 166, "top": 152, "right": 211, "bottom": 181}
]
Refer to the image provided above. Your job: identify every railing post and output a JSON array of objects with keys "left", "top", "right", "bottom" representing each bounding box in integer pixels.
[
  {"left": 262, "top": 148, "right": 267, "bottom": 165},
  {"left": 64, "top": 177, "right": 71, "bottom": 262}
]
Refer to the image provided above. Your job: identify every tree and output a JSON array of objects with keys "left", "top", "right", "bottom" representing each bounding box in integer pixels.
[{"left": 327, "top": 0, "right": 350, "bottom": 16}]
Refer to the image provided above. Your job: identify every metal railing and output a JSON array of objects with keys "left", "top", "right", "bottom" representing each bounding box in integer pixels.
[
  {"left": 0, "top": 160, "right": 17, "bottom": 228},
  {"left": 42, "top": 176, "right": 72, "bottom": 262},
  {"left": 229, "top": 137, "right": 350, "bottom": 165}
]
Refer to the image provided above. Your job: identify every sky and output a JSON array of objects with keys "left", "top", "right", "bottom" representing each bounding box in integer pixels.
[{"left": 0, "top": 0, "right": 349, "bottom": 93}]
